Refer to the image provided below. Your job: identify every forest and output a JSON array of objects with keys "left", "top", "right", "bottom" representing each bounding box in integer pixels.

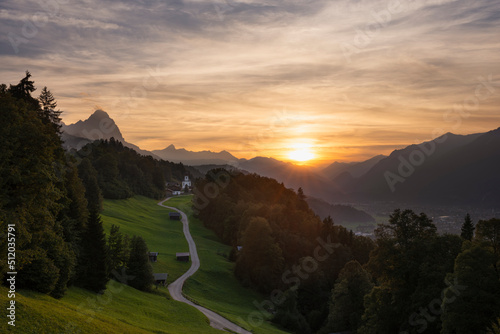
[
  {"left": 0, "top": 73, "right": 177, "bottom": 299},
  {"left": 194, "top": 171, "right": 500, "bottom": 334}
]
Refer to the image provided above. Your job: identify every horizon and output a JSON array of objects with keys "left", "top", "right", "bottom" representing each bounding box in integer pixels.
[
  {"left": 62, "top": 108, "right": 499, "bottom": 166},
  {"left": 2, "top": 0, "right": 500, "bottom": 165}
]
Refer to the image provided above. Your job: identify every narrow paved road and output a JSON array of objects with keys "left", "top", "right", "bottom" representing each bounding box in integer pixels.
[{"left": 158, "top": 198, "right": 252, "bottom": 334}]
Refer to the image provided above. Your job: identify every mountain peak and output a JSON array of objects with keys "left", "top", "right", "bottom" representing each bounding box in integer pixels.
[
  {"left": 62, "top": 109, "right": 125, "bottom": 142},
  {"left": 88, "top": 109, "right": 110, "bottom": 120}
]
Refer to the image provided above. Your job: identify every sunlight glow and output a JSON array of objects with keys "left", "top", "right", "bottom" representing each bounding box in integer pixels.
[{"left": 288, "top": 143, "right": 316, "bottom": 163}]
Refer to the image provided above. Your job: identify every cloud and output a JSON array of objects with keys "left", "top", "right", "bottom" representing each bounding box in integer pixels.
[{"left": 1, "top": 0, "right": 499, "bottom": 162}]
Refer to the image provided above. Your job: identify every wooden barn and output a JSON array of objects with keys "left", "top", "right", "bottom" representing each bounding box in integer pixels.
[
  {"left": 176, "top": 252, "right": 190, "bottom": 262},
  {"left": 153, "top": 273, "right": 168, "bottom": 287},
  {"left": 149, "top": 252, "right": 158, "bottom": 262},
  {"left": 169, "top": 212, "right": 181, "bottom": 220}
]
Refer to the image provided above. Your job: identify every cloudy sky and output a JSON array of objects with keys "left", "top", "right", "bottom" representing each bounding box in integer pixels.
[{"left": 1, "top": 0, "right": 499, "bottom": 164}]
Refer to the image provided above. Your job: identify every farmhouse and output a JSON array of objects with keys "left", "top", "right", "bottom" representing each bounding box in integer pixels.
[
  {"left": 149, "top": 252, "right": 158, "bottom": 262},
  {"left": 153, "top": 273, "right": 168, "bottom": 287},
  {"left": 169, "top": 212, "right": 181, "bottom": 220},
  {"left": 176, "top": 252, "right": 190, "bottom": 262},
  {"left": 168, "top": 185, "right": 182, "bottom": 196}
]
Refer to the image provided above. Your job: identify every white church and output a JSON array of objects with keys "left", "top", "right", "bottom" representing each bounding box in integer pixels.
[{"left": 182, "top": 175, "right": 191, "bottom": 190}]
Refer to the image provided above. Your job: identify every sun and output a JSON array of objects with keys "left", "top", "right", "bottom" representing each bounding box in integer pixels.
[{"left": 288, "top": 144, "right": 315, "bottom": 163}]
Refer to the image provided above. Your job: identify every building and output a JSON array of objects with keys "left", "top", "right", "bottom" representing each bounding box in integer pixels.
[
  {"left": 181, "top": 175, "right": 191, "bottom": 190},
  {"left": 153, "top": 273, "right": 168, "bottom": 287},
  {"left": 176, "top": 252, "right": 190, "bottom": 262},
  {"left": 168, "top": 185, "right": 182, "bottom": 196},
  {"left": 149, "top": 252, "right": 159, "bottom": 262},
  {"left": 169, "top": 212, "right": 181, "bottom": 220}
]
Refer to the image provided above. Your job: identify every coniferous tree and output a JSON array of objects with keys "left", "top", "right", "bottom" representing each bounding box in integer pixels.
[
  {"left": 38, "top": 86, "right": 62, "bottom": 131},
  {"left": 78, "top": 158, "right": 103, "bottom": 212},
  {"left": 108, "top": 225, "right": 127, "bottom": 276},
  {"left": 9, "top": 71, "right": 37, "bottom": 107},
  {"left": 460, "top": 213, "right": 474, "bottom": 241},
  {"left": 1, "top": 73, "right": 74, "bottom": 296},
  {"left": 77, "top": 209, "right": 109, "bottom": 292},
  {"left": 126, "top": 236, "right": 154, "bottom": 291}
]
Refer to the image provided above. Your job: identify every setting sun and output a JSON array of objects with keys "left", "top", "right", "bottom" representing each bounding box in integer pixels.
[{"left": 288, "top": 144, "right": 315, "bottom": 163}]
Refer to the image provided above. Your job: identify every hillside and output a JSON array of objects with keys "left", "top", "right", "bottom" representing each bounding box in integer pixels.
[
  {"left": 306, "top": 197, "right": 376, "bottom": 225},
  {"left": 0, "top": 283, "right": 221, "bottom": 334},
  {"left": 237, "top": 156, "right": 344, "bottom": 201},
  {"left": 321, "top": 155, "right": 387, "bottom": 180},
  {"left": 101, "top": 196, "right": 290, "bottom": 334},
  {"left": 344, "top": 128, "right": 500, "bottom": 207}
]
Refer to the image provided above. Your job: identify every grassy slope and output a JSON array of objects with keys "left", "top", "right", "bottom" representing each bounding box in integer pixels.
[
  {"left": 167, "top": 196, "right": 290, "bottom": 334},
  {"left": 1, "top": 195, "right": 289, "bottom": 333},
  {"left": 0, "top": 283, "right": 220, "bottom": 334},
  {"left": 101, "top": 196, "right": 190, "bottom": 283}
]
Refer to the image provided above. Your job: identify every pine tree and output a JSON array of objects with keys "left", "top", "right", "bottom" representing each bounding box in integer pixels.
[
  {"left": 1, "top": 73, "right": 72, "bottom": 295},
  {"left": 460, "top": 213, "right": 474, "bottom": 241},
  {"left": 9, "top": 71, "right": 36, "bottom": 101},
  {"left": 38, "top": 86, "right": 62, "bottom": 131},
  {"left": 126, "top": 236, "right": 154, "bottom": 291},
  {"left": 78, "top": 158, "right": 103, "bottom": 212},
  {"left": 78, "top": 209, "right": 109, "bottom": 292},
  {"left": 108, "top": 225, "right": 127, "bottom": 276}
]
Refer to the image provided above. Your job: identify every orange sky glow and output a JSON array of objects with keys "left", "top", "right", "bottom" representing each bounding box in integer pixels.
[{"left": 1, "top": 0, "right": 499, "bottom": 165}]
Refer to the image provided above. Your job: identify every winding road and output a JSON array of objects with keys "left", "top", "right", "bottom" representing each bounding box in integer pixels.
[{"left": 158, "top": 198, "right": 252, "bottom": 334}]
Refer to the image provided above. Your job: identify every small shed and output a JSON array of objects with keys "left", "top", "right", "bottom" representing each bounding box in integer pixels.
[
  {"left": 176, "top": 252, "right": 190, "bottom": 262},
  {"left": 149, "top": 252, "right": 159, "bottom": 262},
  {"left": 169, "top": 212, "right": 181, "bottom": 220},
  {"left": 154, "top": 273, "right": 168, "bottom": 287}
]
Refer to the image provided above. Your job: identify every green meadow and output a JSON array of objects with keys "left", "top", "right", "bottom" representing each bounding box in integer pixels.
[
  {"left": 1, "top": 195, "right": 290, "bottom": 333},
  {"left": 0, "top": 283, "right": 220, "bottom": 334},
  {"left": 167, "top": 196, "right": 290, "bottom": 334},
  {"left": 100, "top": 196, "right": 190, "bottom": 284}
]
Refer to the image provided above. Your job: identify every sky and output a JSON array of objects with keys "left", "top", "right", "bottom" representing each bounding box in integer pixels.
[{"left": 1, "top": 0, "right": 499, "bottom": 165}]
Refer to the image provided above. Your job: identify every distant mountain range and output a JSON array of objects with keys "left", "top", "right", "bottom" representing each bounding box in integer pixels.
[
  {"left": 61, "top": 110, "right": 500, "bottom": 208},
  {"left": 152, "top": 145, "right": 238, "bottom": 165},
  {"left": 61, "top": 110, "right": 235, "bottom": 164},
  {"left": 321, "top": 155, "right": 387, "bottom": 180},
  {"left": 344, "top": 129, "right": 500, "bottom": 207}
]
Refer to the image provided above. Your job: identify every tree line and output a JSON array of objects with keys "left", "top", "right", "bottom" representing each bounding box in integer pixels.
[
  {"left": 0, "top": 73, "right": 158, "bottom": 298},
  {"left": 73, "top": 138, "right": 191, "bottom": 200},
  {"left": 194, "top": 171, "right": 500, "bottom": 333}
]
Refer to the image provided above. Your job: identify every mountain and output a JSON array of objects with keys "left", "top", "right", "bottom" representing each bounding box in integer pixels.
[
  {"left": 306, "top": 197, "right": 375, "bottom": 225},
  {"left": 152, "top": 144, "right": 238, "bottom": 165},
  {"left": 62, "top": 110, "right": 241, "bottom": 165},
  {"left": 62, "top": 109, "right": 125, "bottom": 141},
  {"left": 322, "top": 154, "right": 387, "bottom": 180},
  {"left": 342, "top": 129, "right": 500, "bottom": 207},
  {"left": 236, "top": 157, "right": 344, "bottom": 201},
  {"left": 62, "top": 110, "right": 161, "bottom": 159}
]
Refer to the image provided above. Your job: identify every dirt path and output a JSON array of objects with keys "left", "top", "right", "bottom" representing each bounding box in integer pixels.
[{"left": 158, "top": 198, "right": 252, "bottom": 334}]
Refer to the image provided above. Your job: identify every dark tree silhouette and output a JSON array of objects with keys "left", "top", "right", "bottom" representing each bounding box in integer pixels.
[
  {"left": 460, "top": 213, "right": 474, "bottom": 241},
  {"left": 126, "top": 236, "right": 154, "bottom": 292},
  {"left": 77, "top": 209, "right": 109, "bottom": 292}
]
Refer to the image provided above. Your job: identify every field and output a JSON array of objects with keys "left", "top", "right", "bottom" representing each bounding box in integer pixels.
[
  {"left": 0, "top": 282, "right": 221, "bottom": 334},
  {"left": 100, "top": 196, "right": 190, "bottom": 283},
  {"left": 1, "top": 195, "right": 290, "bottom": 333}
]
